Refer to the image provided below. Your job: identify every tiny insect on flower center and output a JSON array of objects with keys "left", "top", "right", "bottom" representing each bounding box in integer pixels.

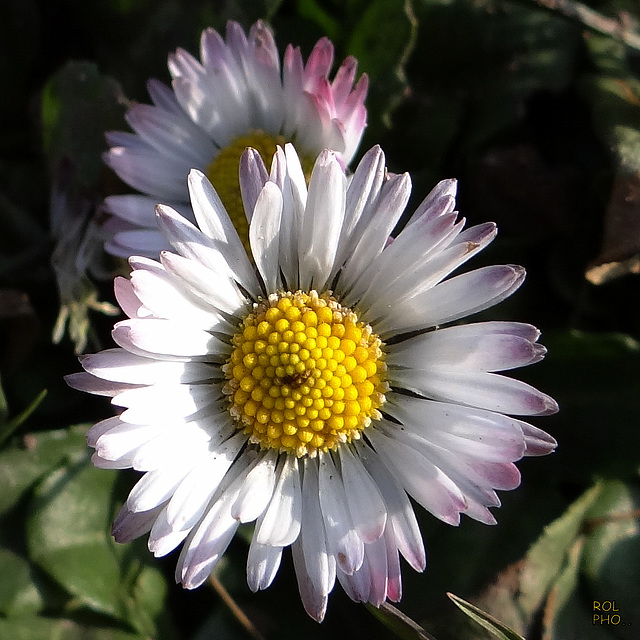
[
  {"left": 223, "top": 291, "right": 387, "bottom": 458},
  {"left": 206, "top": 131, "right": 313, "bottom": 252}
]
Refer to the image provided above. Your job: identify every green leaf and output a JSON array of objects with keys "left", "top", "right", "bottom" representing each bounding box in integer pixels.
[
  {"left": 0, "top": 549, "right": 45, "bottom": 617},
  {"left": 122, "top": 560, "right": 170, "bottom": 639},
  {"left": 0, "top": 425, "right": 89, "bottom": 516},
  {"left": 542, "top": 537, "right": 617, "bottom": 640},
  {"left": 447, "top": 593, "right": 525, "bottom": 640},
  {"left": 346, "top": 0, "right": 417, "bottom": 125},
  {"left": 518, "top": 482, "right": 602, "bottom": 616},
  {"left": 367, "top": 601, "right": 440, "bottom": 640},
  {"left": 465, "top": 481, "right": 638, "bottom": 639},
  {"left": 26, "top": 455, "right": 167, "bottom": 637},
  {"left": 0, "top": 616, "right": 145, "bottom": 640},
  {"left": 27, "top": 458, "right": 124, "bottom": 619},
  {"left": 581, "top": 479, "right": 640, "bottom": 638},
  {"left": 0, "top": 389, "right": 48, "bottom": 448}
]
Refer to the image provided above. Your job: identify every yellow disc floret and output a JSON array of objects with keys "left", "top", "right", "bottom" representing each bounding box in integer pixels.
[{"left": 223, "top": 291, "right": 387, "bottom": 457}]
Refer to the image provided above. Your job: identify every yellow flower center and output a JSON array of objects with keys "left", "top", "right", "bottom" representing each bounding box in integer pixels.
[
  {"left": 223, "top": 291, "right": 387, "bottom": 458},
  {"left": 206, "top": 131, "right": 312, "bottom": 252}
]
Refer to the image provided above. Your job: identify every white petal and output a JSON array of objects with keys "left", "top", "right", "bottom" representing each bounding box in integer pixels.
[
  {"left": 155, "top": 197, "right": 259, "bottom": 299},
  {"left": 291, "top": 538, "right": 329, "bottom": 623},
  {"left": 126, "top": 459, "right": 197, "bottom": 513},
  {"left": 377, "top": 418, "right": 520, "bottom": 501},
  {"left": 391, "top": 368, "right": 558, "bottom": 416},
  {"left": 360, "top": 222, "right": 496, "bottom": 314},
  {"left": 112, "top": 383, "right": 216, "bottom": 417},
  {"left": 81, "top": 349, "right": 215, "bottom": 385},
  {"left": 146, "top": 78, "right": 186, "bottom": 115},
  {"left": 255, "top": 455, "right": 302, "bottom": 547},
  {"left": 387, "top": 321, "right": 545, "bottom": 372},
  {"left": 86, "top": 415, "right": 123, "bottom": 448},
  {"left": 159, "top": 251, "right": 247, "bottom": 317},
  {"left": 186, "top": 170, "right": 259, "bottom": 295},
  {"left": 103, "top": 194, "right": 168, "bottom": 228},
  {"left": 111, "top": 503, "right": 164, "bottom": 543},
  {"left": 232, "top": 21, "right": 284, "bottom": 132},
  {"left": 330, "top": 146, "right": 385, "bottom": 285},
  {"left": 344, "top": 208, "right": 461, "bottom": 308},
  {"left": 165, "top": 432, "right": 247, "bottom": 531},
  {"left": 362, "top": 535, "right": 389, "bottom": 606},
  {"left": 367, "top": 429, "right": 467, "bottom": 526},
  {"left": 277, "top": 144, "right": 307, "bottom": 287},
  {"left": 404, "top": 178, "right": 458, "bottom": 228},
  {"left": 130, "top": 425, "right": 212, "bottom": 472},
  {"left": 337, "top": 554, "right": 370, "bottom": 604},
  {"left": 298, "top": 458, "right": 335, "bottom": 599},
  {"left": 355, "top": 441, "right": 425, "bottom": 572},
  {"left": 239, "top": 147, "right": 269, "bottom": 222},
  {"left": 298, "top": 150, "right": 346, "bottom": 291},
  {"left": 114, "top": 276, "right": 152, "bottom": 319},
  {"left": 170, "top": 49, "right": 249, "bottom": 145},
  {"left": 95, "top": 422, "right": 159, "bottom": 462},
  {"left": 383, "top": 527, "right": 403, "bottom": 602},
  {"left": 148, "top": 505, "right": 190, "bottom": 557},
  {"left": 65, "top": 372, "right": 139, "bottom": 397},
  {"left": 112, "top": 318, "right": 229, "bottom": 361},
  {"left": 125, "top": 102, "right": 213, "bottom": 167},
  {"left": 92, "top": 451, "right": 135, "bottom": 470},
  {"left": 106, "top": 229, "right": 171, "bottom": 259},
  {"left": 180, "top": 513, "right": 239, "bottom": 590},
  {"left": 104, "top": 145, "right": 187, "bottom": 201},
  {"left": 371, "top": 265, "right": 526, "bottom": 338},
  {"left": 384, "top": 393, "right": 528, "bottom": 462},
  {"left": 338, "top": 446, "right": 387, "bottom": 543},
  {"left": 519, "top": 420, "right": 557, "bottom": 456},
  {"left": 231, "top": 449, "right": 278, "bottom": 523},
  {"left": 318, "top": 452, "right": 364, "bottom": 575},
  {"left": 268, "top": 146, "right": 287, "bottom": 191},
  {"left": 249, "top": 181, "right": 283, "bottom": 293},
  {"left": 129, "top": 258, "right": 226, "bottom": 328},
  {"left": 176, "top": 458, "right": 251, "bottom": 588},
  {"left": 337, "top": 533, "right": 388, "bottom": 606},
  {"left": 338, "top": 172, "right": 411, "bottom": 293},
  {"left": 247, "top": 539, "right": 283, "bottom": 592}
]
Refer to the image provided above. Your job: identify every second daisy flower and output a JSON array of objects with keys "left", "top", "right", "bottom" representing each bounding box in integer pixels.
[{"left": 103, "top": 20, "right": 368, "bottom": 258}]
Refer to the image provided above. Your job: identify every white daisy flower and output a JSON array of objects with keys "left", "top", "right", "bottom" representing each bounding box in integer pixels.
[
  {"left": 102, "top": 20, "right": 368, "bottom": 259},
  {"left": 68, "top": 144, "right": 557, "bottom": 622}
]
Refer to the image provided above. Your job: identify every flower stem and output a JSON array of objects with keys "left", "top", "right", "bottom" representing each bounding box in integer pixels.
[{"left": 209, "top": 573, "right": 266, "bottom": 640}]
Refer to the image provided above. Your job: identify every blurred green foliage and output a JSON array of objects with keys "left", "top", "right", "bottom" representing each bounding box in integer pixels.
[{"left": 1, "top": 0, "right": 639, "bottom": 638}]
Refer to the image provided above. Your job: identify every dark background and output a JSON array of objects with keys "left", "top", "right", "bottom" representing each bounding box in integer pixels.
[{"left": 1, "top": 0, "right": 639, "bottom": 638}]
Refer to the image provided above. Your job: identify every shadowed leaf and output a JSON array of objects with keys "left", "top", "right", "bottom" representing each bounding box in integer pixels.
[
  {"left": 447, "top": 592, "right": 526, "bottom": 640},
  {"left": 0, "top": 426, "right": 88, "bottom": 516},
  {"left": 367, "top": 601, "right": 440, "bottom": 640},
  {"left": 0, "top": 616, "right": 145, "bottom": 640}
]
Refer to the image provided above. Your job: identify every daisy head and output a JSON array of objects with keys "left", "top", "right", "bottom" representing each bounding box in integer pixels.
[
  {"left": 69, "top": 144, "right": 557, "bottom": 621},
  {"left": 102, "top": 20, "right": 368, "bottom": 259}
]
